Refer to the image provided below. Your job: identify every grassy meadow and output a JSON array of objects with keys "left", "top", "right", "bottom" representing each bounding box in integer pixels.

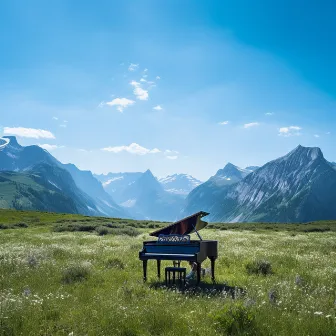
[{"left": 0, "top": 209, "right": 336, "bottom": 335}]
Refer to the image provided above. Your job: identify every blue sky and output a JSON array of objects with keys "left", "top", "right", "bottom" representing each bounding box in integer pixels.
[{"left": 0, "top": 0, "right": 335, "bottom": 180}]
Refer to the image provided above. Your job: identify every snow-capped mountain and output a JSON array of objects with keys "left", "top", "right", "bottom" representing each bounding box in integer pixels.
[
  {"left": 116, "top": 170, "right": 183, "bottom": 221},
  {"left": 209, "top": 163, "right": 253, "bottom": 186},
  {"left": 182, "top": 145, "right": 336, "bottom": 223},
  {"left": 179, "top": 163, "right": 254, "bottom": 216},
  {"left": 158, "top": 174, "right": 202, "bottom": 196},
  {"left": 94, "top": 172, "right": 143, "bottom": 203}
]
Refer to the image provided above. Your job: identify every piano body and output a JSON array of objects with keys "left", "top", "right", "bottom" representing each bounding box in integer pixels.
[{"left": 139, "top": 211, "right": 218, "bottom": 284}]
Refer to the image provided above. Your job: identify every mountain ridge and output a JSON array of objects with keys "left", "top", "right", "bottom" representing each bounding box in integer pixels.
[{"left": 182, "top": 145, "right": 336, "bottom": 223}]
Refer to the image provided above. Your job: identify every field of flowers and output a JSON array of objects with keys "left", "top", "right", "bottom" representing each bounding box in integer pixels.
[{"left": 0, "top": 210, "right": 336, "bottom": 335}]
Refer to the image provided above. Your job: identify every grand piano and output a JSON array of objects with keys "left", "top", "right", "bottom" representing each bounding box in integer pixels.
[{"left": 139, "top": 211, "right": 218, "bottom": 284}]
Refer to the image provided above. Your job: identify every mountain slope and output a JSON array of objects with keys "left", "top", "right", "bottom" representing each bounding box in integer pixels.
[
  {"left": 158, "top": 174, "right": 202, "bottom": 196},
  {"left": 63, "top": 164, "right": 127, "bottom": 218},
  {"left": 181, "top": 163, "right": 253, "bottom": 216},
  {"left": 94, "top": 172, "right": 143, "bottom": 203},
  {"left": 0, "top": 137, "right": 127, "bottom": 218},
  {"left": 184, "top": 145, "right": 336, "bottom": 223},
  {"left": 0, "top": 170, "right": 78, "bottom": 213},
  {"left": 117, "top": 170, "right": 183, "bottom": 221}
]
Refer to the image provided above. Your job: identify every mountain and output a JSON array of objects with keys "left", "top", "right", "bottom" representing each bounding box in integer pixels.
[
  {"left": 0, "top": 136, "right": 58, "bottom": 171},
  {"left": 116, "top": 169, "right": 183, "bottom": 221},
  {"left": 183, "top": 145, "right": 336, "bottom": 223},
  {"left": 330, "top": 162, "right": 336, "bottom": 170},
  {"left": 158, "top": 174, "right": 202, "bottom": 196},
  {"left": 209, "top": 163, "right": 253, "bottom": 187},
  {"left": 0, "top": 137, "right": 127, "bottom": 218},
  {"left": 0, "top": 170, "right": 77, "bottom": 213},
  {"left": 94, "top": 172, "right": 143, "bottom": 203},
  {"left": 63, "top": 164, "right": 127, "bottom": 218},
  {"left": 180, "top": 163, "right": 253, "bottom": 216}
]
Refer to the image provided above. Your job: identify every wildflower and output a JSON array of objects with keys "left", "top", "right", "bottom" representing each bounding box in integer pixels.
[
  {"left": 314, "top": 312, "right": 323, "bottom": 315},
  {"left": 325, "top": 315, "right": 331, "bottom": 318}
]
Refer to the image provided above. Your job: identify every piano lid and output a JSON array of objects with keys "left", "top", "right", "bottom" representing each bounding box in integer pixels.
[{"left": 149, "top": 211, "right": 210, "bottom": 237}]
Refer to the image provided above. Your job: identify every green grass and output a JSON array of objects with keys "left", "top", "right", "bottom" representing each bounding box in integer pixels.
[{"left": 0, "top": 210, "right": 335, "bottom": 335}]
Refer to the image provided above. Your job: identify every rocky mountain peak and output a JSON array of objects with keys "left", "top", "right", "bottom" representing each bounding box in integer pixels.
[
  {"left": 3, "top": 136, "right": 21, "bottom": 149},
  {"left": 284, "top": 145, "right": 324, "bottom": 162}
]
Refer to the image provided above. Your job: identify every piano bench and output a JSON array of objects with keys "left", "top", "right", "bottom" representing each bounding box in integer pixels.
[{"left": 165, "top": 267, "right": 186, "bottom": 286}]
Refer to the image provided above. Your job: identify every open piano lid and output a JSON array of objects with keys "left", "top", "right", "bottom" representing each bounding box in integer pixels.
[{"left": 149, "top": 211, "right": 210, "bottom": 237}]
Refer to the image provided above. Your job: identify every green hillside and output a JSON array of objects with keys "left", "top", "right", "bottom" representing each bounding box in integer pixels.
[
  {"left": 0, "top": 171, "right": 78, "bottom": 213},
  {"left": 0, "top": 209, "right": 335, "bottom": 335}
]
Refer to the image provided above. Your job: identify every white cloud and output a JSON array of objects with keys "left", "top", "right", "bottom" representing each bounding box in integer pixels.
[
  {"left": 101, "top": 143, "right": 161, "bottom": 155},
  {"left": 38, "top": 144, "right": 64, "bottom": 151},
  {"left": 153, "top": 105, "right": 163, "bottom": 111},
  {"left": 165, "top": 149, "right": 179, "bottom": 155},
  {"left": 166, "top": 155, "right": 178, "bottom": 160},
  {"left": 144, "top": 68, "right": 148, "bottom": 72},
  {"left": 105, "top": 97, "right": 135, "bottom": 112},
  {"left": 243, "top": 122, "right": 259, "bottom": 128},
  {"left": 129, "top": 80, "right": 149, "bottom": 100},
  {"left": 156, "top": 76, "right": 161, "bottom": 80},
  {"left": 52, "top": 117, "right": 58, "bottom": 120},
  {"left": 265, "top": 112, "right": 274, "bottom": 116},
  {"left": 4, "top": 127, "right": 55, "bottom": 139},
  {"left": 60, "top": 124, "right": 67, "bottom": 128},
  {"left": 128, "top": 63, "right": 139, "bottom": 71},
  {"left": 130, "top": 80, "right": 140, "bottom": 87},
  {"left": 218, "top": 121, "right": 229, "bottom": 125},
  {"left": 133, "top": 87, "right": 149, "bottom": 100},
  {"left": 278, "top": 126, "right": 302, "bottom": 137},
  {"left": 140, "top": 78, "right": 147, "bottom": 82},
  {"left": 64, "top": 120, "right": 68, "bottom": 123},
  {"left": 314, "top": 134, "right": 320, "bottom": 138}
]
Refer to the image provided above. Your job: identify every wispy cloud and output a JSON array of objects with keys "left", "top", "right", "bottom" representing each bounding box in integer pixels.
[
  {"left": 4, "top": 127, "right": 55, "bottom": 139},
  {"left": 314, "top": 134, "right": 320, "bottom": 138},
  {"left": 278, "top": 126, "right": 302, "bottom": 137},
  {"left": 164, "top": 149, "right": 179, "bottom": 155},
  {"left": 265, "top": 112, "right": 274, "bottom": 116},
  {"left": 60, "top": 124, "right": 67, "bottom": 128},
  {"left": 166, "top": 155, "right": 178, "bottom": 160},
  {"left": 243, "top": 122, "right": 259, "bottom": 128},
  {"left": 105, "top": 98, "right": 135, "bottom": 112},
  {"left": 128, "top": 63, "right": 139, "bottom": 71},
  {"left": 52, "top": 116, "right": 58, "bottom": 120},
  {"left": 101, "top": 143, "right": 161, "bottom": 155},
  {"left": 156, "top": 76, "right": 161, "bottom": 80},
  {"left": 153, "top": 105, "right": 163, "bottom": 111},
  {"left": 39, "top": 144, "right": 64, "bottom": 151},
  {"left": 218, "top": 121, "right": 229, "bottom": 125}
]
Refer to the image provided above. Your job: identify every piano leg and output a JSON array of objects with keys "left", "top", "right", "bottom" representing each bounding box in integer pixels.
[
  {"left": 196, "top": 262, "right": 201, "bottom": 285},
  {"left": 157, "top": 260, "right": 161, "bottom": 279},
  {"left": 210, "top": 257, "right": 216, "bottom": 282},
  {"left": 143, "top": 260, "right": 148, "bottom": 282}
]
